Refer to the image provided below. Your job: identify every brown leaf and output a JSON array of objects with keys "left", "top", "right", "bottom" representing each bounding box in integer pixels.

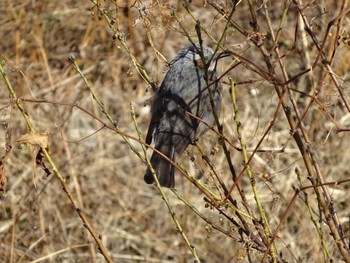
[
  {"left": 0, "top": 162, "right": 6, "bottom": 198},
  {"left": 36, "top": 148, "right": 51, "bottom": 177},
  {"left": 14, "top": 133, "right": 49, "bottom": 149}
]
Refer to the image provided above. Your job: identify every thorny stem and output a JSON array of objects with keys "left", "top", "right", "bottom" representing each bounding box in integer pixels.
[
  {"left": 130, "top": 104, "right": 201, "bottom": 262},
  {"left": 230, "top": 79, "right": 277, "bottom": 262},
  {"left": 69, "top": 55, "right": 144, "bottom": 161},
  {"left": 0, "top": 60, "right": 114, "bottom": 263},
  {"left": 90, "top": 0, "right": 157, "bottom": 91},
  {"left": 210, "top": 1, "right": 350, "bottom": 261}
]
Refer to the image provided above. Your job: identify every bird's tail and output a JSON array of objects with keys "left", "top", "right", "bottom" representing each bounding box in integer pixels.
[{"left": 144, "top": 137, "right": 176, "bottom": 188}]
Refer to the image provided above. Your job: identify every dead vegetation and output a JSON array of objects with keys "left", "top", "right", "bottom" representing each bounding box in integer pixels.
[{"left": 1, "top": 0, "right": 350, "bottom": 262}]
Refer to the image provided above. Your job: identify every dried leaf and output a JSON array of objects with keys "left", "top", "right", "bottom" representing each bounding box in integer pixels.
[
  {"left": 0, "top": 162, "right": 6, "bottom": 198},
  {"left": 36, "top": 148, "right": 51, "bottom": 177},
  {"left": 14, "top": 133, "right": 49, "bottom": 148}
]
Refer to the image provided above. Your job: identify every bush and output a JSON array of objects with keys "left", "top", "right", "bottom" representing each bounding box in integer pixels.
[{"left": 1, "top": 1, "right": 350, "bottom": 262}]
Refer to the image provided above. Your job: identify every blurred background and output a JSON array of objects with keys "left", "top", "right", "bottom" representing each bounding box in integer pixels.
[{"left": 1, "top": 0, "right": 350, "bottom": 262}]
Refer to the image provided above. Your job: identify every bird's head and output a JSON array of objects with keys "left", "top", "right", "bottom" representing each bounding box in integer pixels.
[{"left": 173, "top": 43, "right": 217, "bottom": 72}]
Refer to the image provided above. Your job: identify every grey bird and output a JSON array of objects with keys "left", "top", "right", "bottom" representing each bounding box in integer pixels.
[{"left": 144, "top": 44, "right": 222, "bottom": 188}]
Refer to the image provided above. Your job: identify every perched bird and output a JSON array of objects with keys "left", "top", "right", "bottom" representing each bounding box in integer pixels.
[{"left": 144, "top": 44, "right": 222, "bottom": 188}]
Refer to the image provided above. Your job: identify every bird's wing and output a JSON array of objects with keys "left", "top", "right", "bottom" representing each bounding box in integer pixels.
[
  {"left": 145, "top": 83, "right": 171, "bottom": 145},
  {"left": 193, "top": 74, "right": 222, "bottom": 127}
]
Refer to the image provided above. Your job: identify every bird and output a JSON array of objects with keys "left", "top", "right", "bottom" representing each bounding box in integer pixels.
[{"left": 144, "top": 44, "right": 222, "bottom": 188}]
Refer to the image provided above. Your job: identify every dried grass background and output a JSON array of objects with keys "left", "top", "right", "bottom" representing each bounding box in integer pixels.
[{"left": 1, "top": 0, "right": 350, "bottom": 262}]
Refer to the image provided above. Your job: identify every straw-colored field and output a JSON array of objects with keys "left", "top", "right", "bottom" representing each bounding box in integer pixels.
[{"left": 1, "top": 1, "right": 350, "bottom": 262}]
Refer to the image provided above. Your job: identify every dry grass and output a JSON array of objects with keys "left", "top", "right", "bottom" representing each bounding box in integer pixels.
[{"left": 1, "top": 0, "right": 350, "bottom": 262}]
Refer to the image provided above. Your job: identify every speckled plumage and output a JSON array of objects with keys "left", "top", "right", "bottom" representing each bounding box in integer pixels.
[{"left": 144, "top": 44, "right": 222, "bottom": 188}]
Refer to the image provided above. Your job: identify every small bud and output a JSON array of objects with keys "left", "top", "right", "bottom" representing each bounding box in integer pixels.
[{"left": 69, "top": 54, "right": 76, "bottom": 62}]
